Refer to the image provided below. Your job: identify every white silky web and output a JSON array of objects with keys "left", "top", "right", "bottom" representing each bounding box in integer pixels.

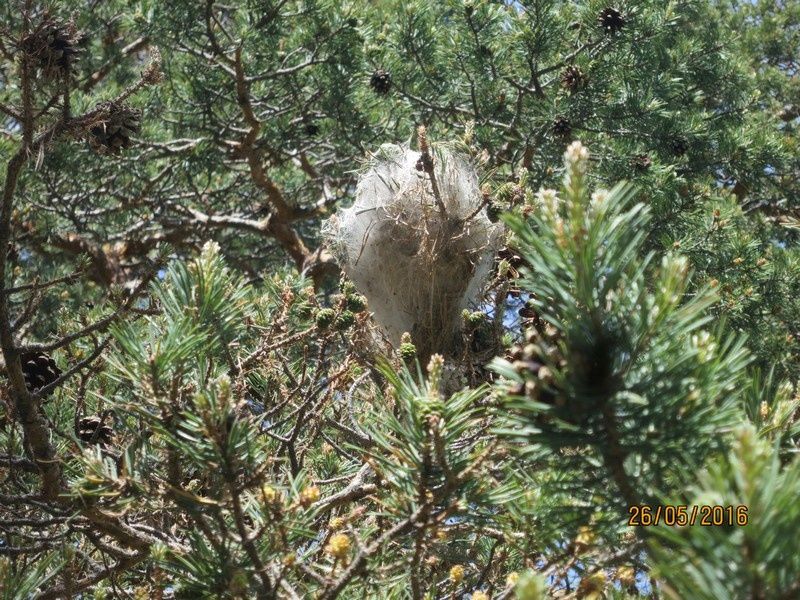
[{"left": 324, "top": 144, "right": 502, "bottom": 359}]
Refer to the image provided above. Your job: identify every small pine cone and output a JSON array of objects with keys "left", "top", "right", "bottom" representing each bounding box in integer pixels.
[
  {"left": 88, "top": 103, "right": 142, "bottom": 155},
  {"left": 399, "top": 342, "right": 417, "bottom": 362},
  {"left": 415, "top": 153, "right": 433, "bottom": 172},
  {"left": 669, "top": 136, "right": 688, "bottom": 157},
  {"left": 551, "top": 116, "right": 572, "bottom": 137},
  {"left": 512, "top": 359, "right": 544, "bottom": 378},
  {"left": 315, "top": 308, "right": 336, "bottom": 329},
  {"left": 345, "top": 294, "right": 368, "bottom": 313},
  {"left": 630, "top": 153, "right": 652, "bottom": 172},
  {"left": 78, "top": 416, "right": 114, "bottom": 446},
  {"left": 778, "top": 104, "right": 799, "bottom": 122},
  {"left": 20, "top": 352, "right": 62, "bottom": 397},
  {"left": 19, "top": 17, "right": 81, "bottom": 82},
  {"left": 334, "top": 310, "right": 356, "bottom": 331},
  {"left": 486, "top": 201, "right": 502, "bottom": 223},
  {"left": 560, "top": 66, "right": 586, "bottom": 93},
  {"left": 370, "top": 69, "right": 392, "bottom": 95},
  {"left": 464, "top": 310, "right": 486, "bottom": 328},
  {"left": 339, "top": 280, "right": 357, "bottom": 296},
  {"left": 511, "top": 185, "right": 525, "bottom": 205},
  {"left": 498, "top": 247, "right": 524, "bottom": 270},
  {"left": 598, "top": 7, "right": 626, "bottom": 34},
  {"left": 507, "top": 343, "right": 525, "bottom": 362},
  {"left": 304, "top": 119, "right": 320, "bottom": 136}
]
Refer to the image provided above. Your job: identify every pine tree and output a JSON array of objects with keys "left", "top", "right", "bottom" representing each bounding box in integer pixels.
[{"left": 1, "top": 1, "right": 799, "bottom": 598}]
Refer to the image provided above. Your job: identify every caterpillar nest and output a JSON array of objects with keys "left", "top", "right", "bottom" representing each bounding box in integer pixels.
[{"left": 324, "top": 143, "right": 502, "bottom": 360}]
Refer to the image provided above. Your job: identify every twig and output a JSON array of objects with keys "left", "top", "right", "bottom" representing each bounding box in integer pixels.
[
  {"left": 312, "top": 463, "right": 376, "bottom": 514},
  {"left": 417, "top": 126, "right": 446, "bottom": 217}
]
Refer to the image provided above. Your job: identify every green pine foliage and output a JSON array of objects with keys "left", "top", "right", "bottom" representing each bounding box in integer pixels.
[
  {"left": 1, "top": 1, "right": 799, "bottom": 598},
  {"left": 493, "top": 143, "right": 750, "bottom": 529},
  {"left": 651, "top": 425, "right": 800, "bottom": 599}
]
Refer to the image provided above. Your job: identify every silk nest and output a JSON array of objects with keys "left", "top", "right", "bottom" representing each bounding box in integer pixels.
[{"left": 324, "top": 144, "right": 503, "bottom": 359}]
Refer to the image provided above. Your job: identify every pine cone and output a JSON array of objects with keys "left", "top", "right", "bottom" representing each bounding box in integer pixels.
[
  {"left": 598, "top": 7, "right": 626, "bottom": 34},
  {"left": 630, "top": 153, "right": 652, "bottom": 172},
  {"left": 19, "top": 17, "right": 81, "bottom": 82},
  {"left": 560, "top": 66, "right": 586, "bottom": 93},
  {"left": 778, "top": 104, "right": 799, "bottom": 122},
  {"left": 498, "top": 247, "right": 524, "bottom": 271},
  {"left": 304, "top": 120, "right": 320, "bottom": 136},
  {"left": 78, "top": 416, "right": 114, "bottom": 446},
  {"left": 88, "top": 103, "right": 142, "bottom": 155},
  {"left": 315, "top": 308, "right": 336, "bottom": 329},
  {"left": 20, "top": 352, "right": 61, "bottom": 397},
  {"left": 333, "top": 310, "right": 356, "bottom": 331},
  {"left": 518, "top": 304, "right": 538, "bottom": 320},
  {"left": 552, "top": 116, "right": 572, "bottom": 137},
  {"left": 345, "top": 294, "right": 368, "bottom": 313},
  {"left": 415, "top": 153, "right": 433, "bottom": 172},
  {"left": 369, "top": 69, "right": 392, "bottom": 95},
  {"left": 399, "top": 341, "right": 417, "bottom": 362},
  {"left": 507, "top": 325, "right": 565, "bottom": 403},
  {"left": 668, "top": 136, "right": 688, "bottom": 157},
  {"left": 486, "top": 201, "right": 502, "bottom": 223}
]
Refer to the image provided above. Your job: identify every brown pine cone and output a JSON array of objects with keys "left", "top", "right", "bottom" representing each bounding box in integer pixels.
[
  {"left": 19, "top": 16, "right": 81, "bottom": 82},
  {"left": 88, "top": 103, "right": 142, "bottom": 155},
  {"left": 77, "top": 416, "right": 115, "bottom": 446},
  {"left": 369, "top": 69, "right": 392, "bottom": 95},
  {"left": 598, "top": 7, "right": 626, "bottom": 34},
  {"left": 20, "top": 352, "right": 62, "bottom": 397}
]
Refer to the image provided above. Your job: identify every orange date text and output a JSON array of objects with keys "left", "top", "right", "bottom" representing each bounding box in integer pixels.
[{"left": 627, "top": 504, "right": 748, "bottom": 527}]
